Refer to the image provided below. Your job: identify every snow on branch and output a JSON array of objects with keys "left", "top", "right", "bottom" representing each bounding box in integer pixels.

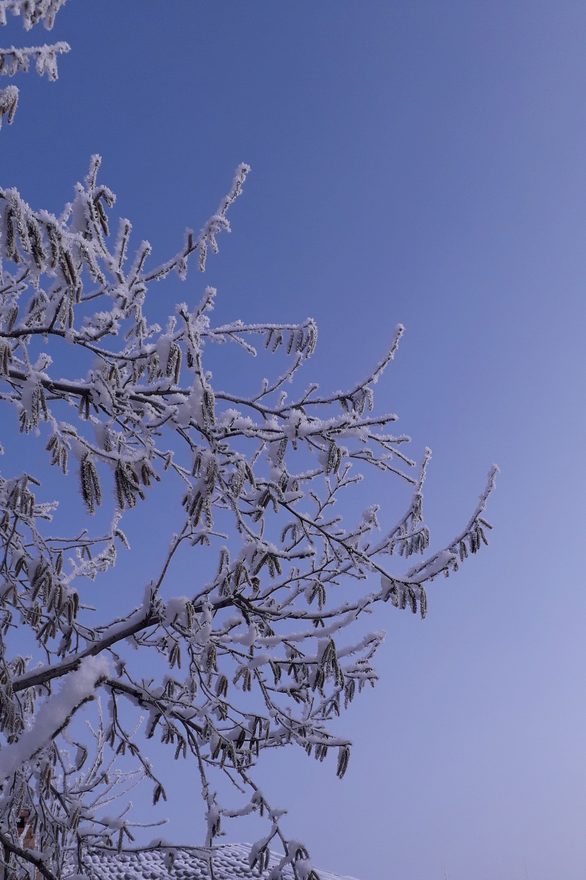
[{"left": 0, "top": 657, "right": 109, "bottom": 783}]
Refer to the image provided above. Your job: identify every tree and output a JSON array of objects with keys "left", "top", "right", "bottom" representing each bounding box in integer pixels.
[{"left": 0, "top": 4, "right": 497, "bottom": 879}]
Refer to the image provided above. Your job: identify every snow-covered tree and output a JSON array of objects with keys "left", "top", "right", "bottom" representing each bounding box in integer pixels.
[{"left": 0, "top": 4, "right": 496, "bottom": 879}]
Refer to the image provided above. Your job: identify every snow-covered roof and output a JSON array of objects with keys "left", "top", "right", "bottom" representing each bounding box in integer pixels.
[{"left": 75, "top": 843, "right": 359, "bottom": 880}]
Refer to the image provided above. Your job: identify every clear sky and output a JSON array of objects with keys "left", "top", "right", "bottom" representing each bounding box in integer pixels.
[{"left": 3, "top": 2, "right": 586, "bottom": 879}]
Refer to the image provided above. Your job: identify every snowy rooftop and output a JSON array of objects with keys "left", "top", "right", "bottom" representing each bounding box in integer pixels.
[{"left": 73, "top": 844, "right": 359, "bottom": 880}]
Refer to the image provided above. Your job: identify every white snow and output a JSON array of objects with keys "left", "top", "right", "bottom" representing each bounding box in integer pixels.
[{"left": 0, "top": 656, "right": 110, "bottom": 782}]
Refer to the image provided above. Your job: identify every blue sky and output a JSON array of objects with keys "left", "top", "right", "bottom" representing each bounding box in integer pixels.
[{"left": 2, "top": 2, "right": 586, "bottom": 879}]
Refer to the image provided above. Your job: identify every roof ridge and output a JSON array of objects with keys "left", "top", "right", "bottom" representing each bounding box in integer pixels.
[
  {"left": 83, "top": 841, "right": 250, "bottom": 852},
  {"left": 71, "top": 841, "right": 361, "bottom": 880}
]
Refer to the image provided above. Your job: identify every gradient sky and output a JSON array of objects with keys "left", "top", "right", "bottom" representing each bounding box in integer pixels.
[{"left": 2, "top": 3, "right": 586, "bottom": 879}]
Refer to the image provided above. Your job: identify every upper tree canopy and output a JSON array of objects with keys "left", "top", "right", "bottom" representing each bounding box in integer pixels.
[{"left": 0, "top": 4, "right": 495, "bottom": 879}]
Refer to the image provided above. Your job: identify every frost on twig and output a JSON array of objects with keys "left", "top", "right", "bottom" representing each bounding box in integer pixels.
[
  {"left": 0, "top": 41, "right": 69, "bottom": 80},
  {"left": 0, "top": 151, "right": 496, "bottom": 879},
  {"left": 0, "top": 0, "right": 69, "bottom": 31},
  {"left": 0, "top": 1, "right": 70, "bottom": 129}
]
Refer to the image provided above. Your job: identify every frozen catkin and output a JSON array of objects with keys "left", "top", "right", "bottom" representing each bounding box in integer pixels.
[{"left": 0, "top": 5, "right": 496, "bottom": 880}]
